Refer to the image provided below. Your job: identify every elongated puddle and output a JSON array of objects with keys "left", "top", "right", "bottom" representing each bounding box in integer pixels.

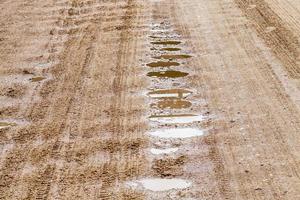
[
  {"left": 31, "top": 76, "right": 46, "bottom": 82},
  {"left": 161, "top": 47, "right": 181, "bottom": 51},
  {"left": 149, "top": 114, "right": 204, "bottom": 124},
  {"left": 0, "top": 122, "right": 17, "bottom": 128},
  {"left": 149, "top": 128, "right": 204, "bottom": 139},
  {"left": 147, "top": 70, "right": 189, "bottom": 78},
  {"left": 153, "top": 54, "right": 192, "bottom": 60},
  {"left": 151, "top": 41, "right": 181, "bottom": 45},
  {"left": 127, "top": 178, "right": 192, "bottom": 191},
  {"left": 150, "top": 148, "right": 178, "bottom": 155},
  {"left": 147, "top": 61, "right": 180, "bottom": 68},
  {"left": 148, "top": 89, "right": 192, "bottom": 98},
  {"left": 152, "top": 99, "right": 192, "bottom": 109}
]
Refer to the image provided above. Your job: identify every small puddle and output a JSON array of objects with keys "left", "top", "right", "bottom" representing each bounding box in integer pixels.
[
  {"left": 147, "top": 89, "right": 192, "bottom": 99},
  {"left": 153, "top": 54, "right": 192, "bottom": 60},
  {"left": 31, "top": 76, "right": 46, "bottom": 82},
  {"left": 153, "top": 99, "right": 192, "bottom": 109},
  {"left": 147, "top": 70, "right": 189, "bottom": 78},
  {"left": 151, "top": 41, "right": 181, "bottom": 45},
  {"left": 0, "top": 122, "right": 17, "bottom": 128},
  {"left": 149, "top": 128, "right": 204, "bottom": 139},
  {"left": 147, "top": 61, "right": 180, "bottom": 68},
  {"left": 127, "top": 178, "right": 192, "bottom": 191},
  {"left": 149, "top": 114, "right": 204, "bottom": 124},
  {"left": 160, "top": 47, "right": 181, "bottom": 51},
  {"left": 150, "top": 148, "right": 178, "bottom": 155},
  {"left": 149, "top": 35, "right": 162, "bottom": 39}
]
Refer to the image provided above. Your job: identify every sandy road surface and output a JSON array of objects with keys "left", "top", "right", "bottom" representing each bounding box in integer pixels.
[{"left": 0, "top": 0, "right": 300, "bottom": 199}]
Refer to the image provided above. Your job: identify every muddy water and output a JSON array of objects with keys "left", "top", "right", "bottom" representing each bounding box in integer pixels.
[
  {"left": 147, "top": 88, "right": 192, "bottom": 98},
  {"left": 127, "top": 22, "right": 208, "bottom": 198},
  {"left": 147, "top": 70, "right": 189, "bottom": 78},
  {"left": 160, "top": 47, "right": 181, "bottom": 51},
  {"left": 0, "top": 122, "right": 17, "bottom": 128},
  {"left": 151, "top": 40, "right": 181, "bottom": 45},
  {"left": 152, "top": 99, "right": 192, "bottom": 109},
  {"left": 30, "top": 76, "right": 46, "bottom": 82},
  {"left": 149, "top": 128, "right": 204, "bottom": 138},
  {"left": 147, "top": 61, "right": 180, "bottom": 67},
  {"left": 153, "top": 54, "right": 192, "bottom": 60},
  {"left": 149, "top": 114, "right": 204, "bottom": 124}
]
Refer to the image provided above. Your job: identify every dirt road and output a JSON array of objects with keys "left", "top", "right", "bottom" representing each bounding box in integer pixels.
[{"left": 0, "top": 0, "right": 300, "bottom": 199}]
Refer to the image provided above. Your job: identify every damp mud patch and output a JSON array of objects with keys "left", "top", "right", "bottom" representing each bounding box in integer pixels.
[
  {"left": 146, "top": 61, "right": 180, "bottom": 67},
  {"left": 149, "top": 128, "right": 204, "bottom": 139},
  {"left": 160, "top": 47, "right": 181, "bottom": 51},
  {"left": 0, "top": 84, "right": 26, "bottom": 98},
  {"left": 151, "top": 41, "right": 181, "bottom": 45},
  {"left": 147, "top": 89, "right": 192, "bottom": 99},
  {"left": 30, "top": 76, "right": 46, "bottom": 82},
  {"left": 127, "top": 178, "right": 192, "bottom": 191},
  {"left": 152, "top": 99, "right": 192, "bottom": 109},
  {"left": 152, "top": 156, "right": 187, "bottom": 177},
  {"left": 149, "top": 114, "right": 205, "bottom": 124},
  {"left": 147, "top": 70, "right": 189, "bottom": 78},
  {"left": 153, "top": 54, "right": 192, "bottom": 60}
]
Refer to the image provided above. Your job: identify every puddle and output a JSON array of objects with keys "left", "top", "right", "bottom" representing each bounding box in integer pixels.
[
  {"left": 151, "top": 41, "right": 181, "bottom": 45},
  {"left": 149, "top": 114, "right": 204, "bottom": 124},
  {"left": 153, "top": 99, "right": 192, "bottom": 109},
  {"left": 153, "top": 55, "right": 192, "bottom": 60},
  {"left": 127, "top": 178, "right": 192, "bottom": 191},
  {"left": 0, "top": 122, "right": 17, "bottom": 128},
  {"left": 31, "top": 76, "right": 46, "bottom": 82},
  {"left": 150, "top": 148, "right": 178, "bottom": 155},
  {"left": 160, "top": 47, "right": 181, "bottom": 51},
  {"left": 149, "top": 128, "right": 204, "bottom": 139},
  {"left": 149, "top": 35, "right": 163, "bottom": 39},
  {"left": 147, "top": 70, "right": 189, "bottom": 78},
  {"left": 147, "top": 61, "right": 180, "bottom": 67},
  {"left": 147, "top": 89, "right": 192, "bottom": 99}
]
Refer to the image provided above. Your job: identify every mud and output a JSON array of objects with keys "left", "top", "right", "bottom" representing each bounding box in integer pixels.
[{"left": 1, "top": 0, "right": 300, "bottom": 199}]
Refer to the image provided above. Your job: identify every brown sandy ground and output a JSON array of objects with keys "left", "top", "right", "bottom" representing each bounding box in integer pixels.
[{"left": 0, "top": 0, "right": 299, "bottom": 199}]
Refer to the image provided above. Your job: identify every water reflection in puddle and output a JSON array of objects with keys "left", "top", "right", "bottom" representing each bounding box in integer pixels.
[
  {"left": 147, "top": 70, "right": 189, "bottom": 78},
  {"left": 31, "top": 76, "right": 46, "bottom": 82},
  {"left": 147, "top": 61, "right": 180, "bottom": 67},
  {"left": 148, "top": 89, "right": 192, "bottom": 99},
  {"left": 127, "top": 178, "right": 192, "bottom": 191},
  {"left": 149, "top": 128, "right": 204, "bottom": 138},
  {"left": 149, "top": 114, "right": 204, "bottom": 124},
  {"left": 150, "top": 148, "right": 178, "bottom": 155},
  {"left": 160, "top": 47, "right": 181, "bottom": 51},
  {"left": 153, "top": 99, "right": 192, "bottom": 109},
  {"left": 153, "top": 54, "right": 192, "bottom": 60},
  {"left": 151, "top": 41, "right": 181, "bottom": 45}
]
